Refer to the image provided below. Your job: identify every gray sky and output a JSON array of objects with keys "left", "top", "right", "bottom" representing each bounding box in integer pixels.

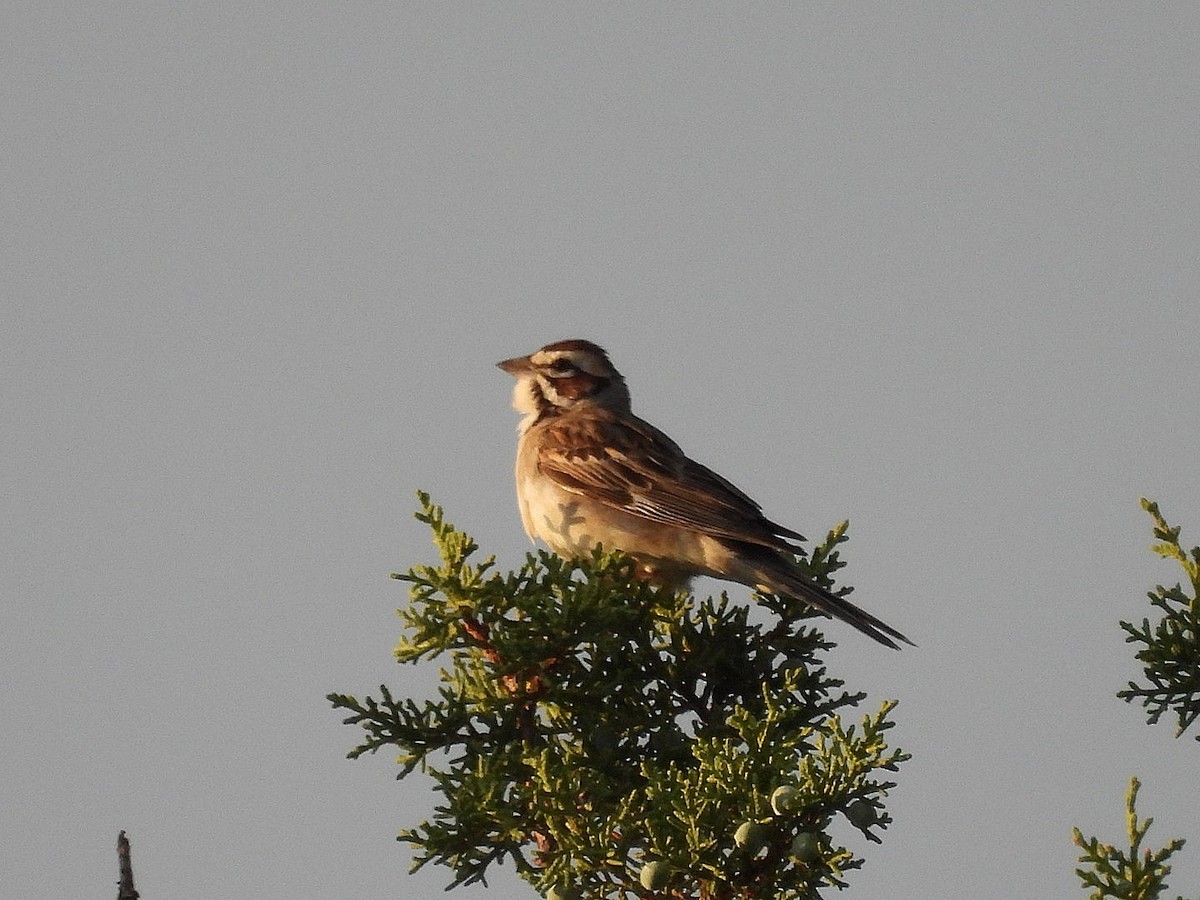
[{"left": 4, "top": 4, "right": 1199, "bottom": 898}]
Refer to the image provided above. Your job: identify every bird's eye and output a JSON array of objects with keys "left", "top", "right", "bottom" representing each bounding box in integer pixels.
[{"left": 547, "top": 358, "right": 576, "bottom": 376}]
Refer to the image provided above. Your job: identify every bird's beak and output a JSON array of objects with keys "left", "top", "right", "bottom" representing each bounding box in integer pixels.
[{"left": 497, "top": 355, "right": 532, "bottom": 376}]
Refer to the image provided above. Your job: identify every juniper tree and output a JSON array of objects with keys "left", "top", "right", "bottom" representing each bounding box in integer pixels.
[
  {"left": 1120, "top": 499, "right": 1200, "bottom": 742},
  {"left": 1072, "top": 500, "right": 1198, "bottom": 900},
  {"left": 330, "top": 493, "right": 907, "bottom": 899}
]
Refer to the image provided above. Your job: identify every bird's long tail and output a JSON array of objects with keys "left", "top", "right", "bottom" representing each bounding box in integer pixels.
[{"left": 745, "top": 550, "right": 913, "bottom": 650}]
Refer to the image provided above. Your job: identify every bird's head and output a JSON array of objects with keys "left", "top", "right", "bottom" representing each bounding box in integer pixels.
[{"left": 498, "top": 339, "right": 631, "bottom": 426}]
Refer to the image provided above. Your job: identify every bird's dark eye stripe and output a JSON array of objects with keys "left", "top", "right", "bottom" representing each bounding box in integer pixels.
[{"left": 541, "top": 370, "right": 607, "bottom": 401}]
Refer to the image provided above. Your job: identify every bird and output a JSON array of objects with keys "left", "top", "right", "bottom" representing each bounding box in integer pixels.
[{"left": 497, "top": 339, "right": 912, "bottom": 650}]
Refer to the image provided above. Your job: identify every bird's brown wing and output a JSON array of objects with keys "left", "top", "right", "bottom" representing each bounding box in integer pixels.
[{"left": 535, "top": 411, "right": 806, "bottom": 550}]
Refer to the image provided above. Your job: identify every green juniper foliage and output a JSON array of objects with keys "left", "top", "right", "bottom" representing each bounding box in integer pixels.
[
  {"left": 1119, "top": 500, "right": 1200, "bottom": 741},
  {"left": 1072, "top": 778, "right": 1188, "bottom": 900},
  {"left": 1071, "top": 500, "right": 1197, "bottom": 900},
  {"left": 329, "top": 493, "right": 907, "bottom": 900}
]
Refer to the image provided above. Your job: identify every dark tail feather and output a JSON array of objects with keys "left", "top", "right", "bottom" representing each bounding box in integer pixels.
[{"left": 751, "top": 555, "right": 914, "bottom": 650}]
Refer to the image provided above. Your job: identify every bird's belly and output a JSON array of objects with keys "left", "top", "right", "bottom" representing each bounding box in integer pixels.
[{"left": 518, "top": 476, "right": 707, "bottom": 570}]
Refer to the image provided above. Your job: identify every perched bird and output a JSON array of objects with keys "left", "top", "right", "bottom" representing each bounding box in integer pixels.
[{"left": 497, "top": 339, "right": 912, "bottom": 650}]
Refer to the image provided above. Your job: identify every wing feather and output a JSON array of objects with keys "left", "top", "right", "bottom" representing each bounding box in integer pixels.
[{"left": 535, "top": 412, "right": 805, "bottom": 550}]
